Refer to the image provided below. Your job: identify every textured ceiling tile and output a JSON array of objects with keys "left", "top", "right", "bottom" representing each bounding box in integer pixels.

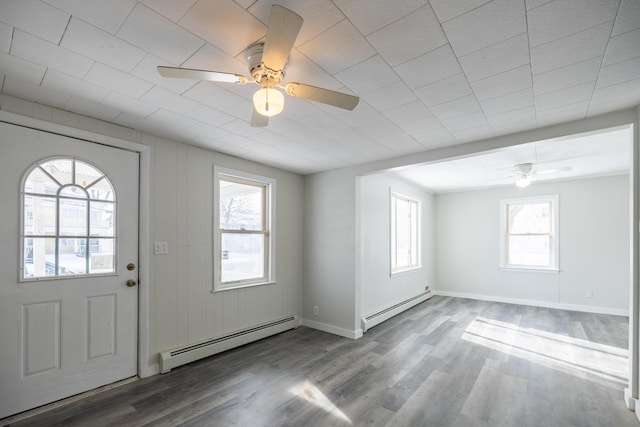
[
  {"left": 415, "top": 73, "right": 473, "bottom": 107},
  {"left": 332, "top": 0, "right": 427, "bottom": 35},
  {"left": 298, "top": 19, "right": 376, "bottom": 74},
  {"left": 532, "top": 57, "right": 602, "bottom": 95},
  {"left": 526, "top": 0, "right": 554, "bottom": 10},
  {"left": 147, "top": 108, "right": 198, "bottom": 130},
  {"left": 487, "top": 105, "right": 536, "bottom": 131},
  {"left": 138, "top": 0, "right": 197, "bottom": 22},
  {"left": 332, "top": 102, "right": 385, "bottom": 127},
  {"left": 596, "top": 57, "right": 640, "bottom": 89},
  {"left": 139, "top": 85, "right": 198, "bottom": 115},
  {"left": 42, "top": 69, "right": 108, "bottom": 102},
  {"left": 102, "top": 91, "right": 157, "bottom": 118},
  {"left": 394, "top": 44, "right": 461, "bottom": 89},
  {"left": 470, "top": 65, "right": 532, "bottom": 101},
  {"left": 285, "top": 49, "right": 345, "bottom": 91},
  {"left": 443, "top": 0, "right": 525, "bottom": 57},
  {"left": 0, "top": 22, "right": 11, "bottom": 53},
  {"left": 360, "top": 80, "right": 417, "bottom": 111},
  {"left": 382, "top": 100, "right": 434, "bottom": 125},
  {"left": 430, "top": 0, "right": 491, "bottom": 22},
  {"left": 398, "top": 114, "right": 445, "bottom": 136},
  {"left": 118, "top": 3, "right": 204, "bottom": 65},
  {"left": 530, "top": 22, "right": 611, "bottom": 75},
  {"left": 528, "top": 0, "right": 618, "bottom": 47},
  {"left": 64, "top": 96, "right": 122, "bottom": 122},
  {"left": 1, "top": 76, "right": 70, "bottom": 108},
  {"left": 451, "top": 123, "right": 494, "bottom": 142},
  {"left": 611, "top": 0, "right": 640, "bottom": 36},
  {"left": 60, "top": 18, "right": 146, "bottom": 72},
  {"left": 459, "top": 33, "right": 530, "bottom": 82},
  {"left": 247, "top": 0, "right": 345, "bottom": 46},
  {"left": 184, "top": 104, "right": 235, "bottom": 127},
  {"left": 480, "top": 87, "right": 533, "bottom": 116},
  {"left": 11, "top": 30, "right": 94, "bottom": 79},
  {"left": 411, "top": 127, "right": 456, "bottom": 149},
  {"left": 603, "top": 28, "right": 640, "bottom": 66},
  {"left": 429, "top": 94, "right": 481, "bottom": 121},
  {"left": 590, "top": 78, "right": 640, "bottom": 107},
  {"left": 535, "top": 81, "right": 595, "bottom": 111},
  {"left": 366, "top": 5, "right": 447, "bottom": 67},
  {"left": 0, "top": 52, "right": 46, "bottom": 84},
  {"left": 43, "top": 0, "right": 136, "bottom": 34},
  {"left": 536, "top": 101, "right": 589, "bottom": 126},
  {"left": 178, "top": 0, "right": 265, "bottom": 57},
  {"left": 0, "top": 0, "right": 69, "bottom": 43},
  {"left": 84, "top": 63, "right": 153, "bottom": 99},
  {"left": 334, "top": 55, "right": 398, "bottom": 94},
  {"left": 441, "top": 110, "right": 488, "bottom": 131}
]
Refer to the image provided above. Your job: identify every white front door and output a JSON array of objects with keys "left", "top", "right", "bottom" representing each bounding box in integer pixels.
[{"left": 0, "top": 122, "right": 139, "bottom": 419}]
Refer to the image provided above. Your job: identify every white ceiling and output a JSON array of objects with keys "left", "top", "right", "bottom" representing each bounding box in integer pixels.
[
  {"left": 1, "top": 0, "right": 639, "bottom": 175},
  {"left": 391, "top": 126, "right": 632, "bottom": 193}
]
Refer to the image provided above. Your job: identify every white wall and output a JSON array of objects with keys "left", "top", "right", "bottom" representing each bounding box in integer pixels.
[
  {"left": 0, "top": 94, "right": 304, "bottom": 376},
  {"left": 359, "top": 173, "right": 435, "bottom": 316},
  {"left": 435, "top": 174, "right": 630, "bottom": 313}
]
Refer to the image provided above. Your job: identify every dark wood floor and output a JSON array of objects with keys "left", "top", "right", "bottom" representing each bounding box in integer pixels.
[{"left": 4, "top": 296, "right": 638, "bottom": 427}]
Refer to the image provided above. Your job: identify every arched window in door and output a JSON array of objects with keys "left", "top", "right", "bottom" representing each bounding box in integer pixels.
[{"left": 21, "top": 158, "right": 116, "bottom": 280}]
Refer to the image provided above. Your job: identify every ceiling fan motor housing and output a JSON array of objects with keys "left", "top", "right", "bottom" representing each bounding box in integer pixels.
[{"left": 245, "top": 42, "right": 285, "bottom": 86}]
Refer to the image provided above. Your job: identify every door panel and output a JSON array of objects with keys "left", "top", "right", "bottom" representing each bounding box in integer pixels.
[{"left": 0, "top": 122, "right": 139, "bottom": 419}]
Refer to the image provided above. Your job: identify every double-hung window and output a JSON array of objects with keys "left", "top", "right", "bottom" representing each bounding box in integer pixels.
[
  {"left": 500, "top": 195, "right": 559, "bottom": 271},
  {"left": 214, "top": 167, "right": 275, "bottom": 291},
  {"left": 390, "top": 192, "right": 420, "bottom": 274}
]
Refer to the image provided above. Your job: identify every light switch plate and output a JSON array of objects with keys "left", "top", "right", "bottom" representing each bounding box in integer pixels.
[{"left": 154, "top": 241, "right": 168, "bottom": 255}]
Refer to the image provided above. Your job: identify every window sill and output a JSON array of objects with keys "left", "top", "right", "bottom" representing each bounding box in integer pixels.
[
  {"left": 390, "top": 266, "right": 422, "bottom": 277},
  {"left": 212, "top": 280, "right": 276, "bottom": 293},
  {"left": 500, "top": 267, "right": 559, "bottom": 274}
]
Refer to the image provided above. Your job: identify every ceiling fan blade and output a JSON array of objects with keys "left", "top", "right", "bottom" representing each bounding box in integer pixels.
[
  {"left": 157, "top": 66, "right": 247, "bottom": 84},
  {"left": 261, "top": 5, "right": 303, "bottom": 71},
  {"left": 251, "top": 108, "right": 269, "bottom": 127},
  {"left": 285, "top": 83, "right": 359, "bottom": 110}
]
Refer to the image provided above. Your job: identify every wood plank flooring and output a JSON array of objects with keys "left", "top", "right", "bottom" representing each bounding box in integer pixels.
[{"left": 4, "top": 296, "right": 638, "bottom": 427}]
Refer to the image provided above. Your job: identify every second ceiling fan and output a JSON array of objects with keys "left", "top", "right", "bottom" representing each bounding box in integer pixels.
[{"left": 157, "top": 5, "right": 359, "bottom": 127}]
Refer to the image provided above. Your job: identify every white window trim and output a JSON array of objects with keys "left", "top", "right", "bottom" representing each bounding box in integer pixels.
[
  {"left": 390, "top": 190, "right": 421, "bottom": 276},
  {"left": 499, "top": 194, "right": 559, "bottom": 272},
  {"left": 213, "top": 166, "right": 276, "bottom": 292}
]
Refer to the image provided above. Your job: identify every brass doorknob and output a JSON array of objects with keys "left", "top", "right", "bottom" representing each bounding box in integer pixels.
[{"left": 126, "top": 279, "right": 137, "bottom": 287}]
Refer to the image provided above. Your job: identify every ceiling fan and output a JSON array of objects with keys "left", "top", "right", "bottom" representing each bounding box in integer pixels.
[
  {"left": 511, "top": 162, "right": 572, "bottom": 188},
  {"left": 157, "top": 5, "right": 359, "bottom": 127}
]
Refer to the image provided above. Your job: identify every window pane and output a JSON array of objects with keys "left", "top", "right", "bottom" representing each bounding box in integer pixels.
[
  {"left": 75, "top": 161, "right": 103, "bottom": 188},
  {"left": 88, "top": 238, "right": 115, "bottom": 274},
  {"left": 220, "top": 180, "right": 263, "bottom": 231},
  {"left": 508, "top": 202, "right": 550, "bottom": 233},
  {"left": 24, "top": 167, "right": 59, "bottom": 195},
  {"left": 60, "top": 185, "right": 87, "bottom": 199},
  {"left": 23, "top": 237, "right": 56, "bottom": 278},
  {"left": 59, "top": 198, "right": 87, "bottom": 236},
  {"left": 59, "top": 240, "right": 86, "bottom": 275},
  {"left": 90, "top": 201, "right": 115, "bottom": 236},
  {"left": 508, "top": 235, "right": 551, "bottom": 266},
  {"left": 41, "top": 159, "right": 73, "bottom": 185},
  {"left": 24, "top": 195, "right": 56, "bottom": 235},
  {"left": 221, "top": 233, "right": 265, "bottom": 283},
  {"left": 87, "top": 177, "right": 115, "bottom": 201}
]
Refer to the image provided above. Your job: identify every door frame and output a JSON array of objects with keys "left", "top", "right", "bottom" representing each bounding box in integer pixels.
[{"left": 0, "top": 110, "right": 152, "bottom": 379}]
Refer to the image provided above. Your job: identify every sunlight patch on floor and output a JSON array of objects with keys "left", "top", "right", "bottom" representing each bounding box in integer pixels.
[
  {"left": 462, "top": 317, "right": 628, "bottom": 385},
  {"left": 289, "top": 380, "right": 352, "bottom": 424}
]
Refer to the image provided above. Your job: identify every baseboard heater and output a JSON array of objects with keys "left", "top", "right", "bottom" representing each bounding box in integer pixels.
[
  {"left": 361, "top": 291, "right": 432, "bottom": 333},
  {"left": 159, "top": 315, "right": 297, "bottom": 373}
]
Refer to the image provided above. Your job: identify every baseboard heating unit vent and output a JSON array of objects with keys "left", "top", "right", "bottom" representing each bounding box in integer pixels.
[
  {"left": 159, "top": 315, "right": 297, "bottom": 373},
  {"left": 361, "top": 291, "right": 432, "bottom": 333}
]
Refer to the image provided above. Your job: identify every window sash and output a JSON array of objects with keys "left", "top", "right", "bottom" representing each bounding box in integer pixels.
[
  {"left": 391, "top": 193, "right": 420, "bottom": 273},
  {"left": 214, "top": 167, "right": 275, "bottom": 291}
]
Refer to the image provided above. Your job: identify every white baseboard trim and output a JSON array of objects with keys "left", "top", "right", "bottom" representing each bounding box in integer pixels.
[
  {"left": 140, "top": 364, "right": 160, "bottom": 378},
  {"left": 301, "top": 319, "right": 363, "bottom": 339},
  {"left": 432, "top": 290, "right": 629, "bottom": 317}
]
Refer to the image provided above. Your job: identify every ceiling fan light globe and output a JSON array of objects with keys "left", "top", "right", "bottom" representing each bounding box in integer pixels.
[
  {"left": 515, "top": 176, "right": 531, "bottom": 188},
  {"left": 253, "top": 88, "right": 284, "bottom": 117}
]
